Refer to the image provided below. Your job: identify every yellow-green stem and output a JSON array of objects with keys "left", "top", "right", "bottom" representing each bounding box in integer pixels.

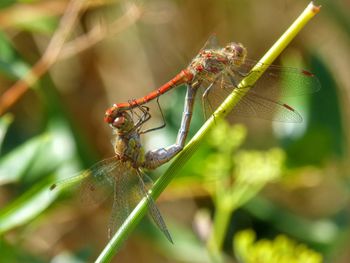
[{"left": 207, "top": 203, "right": 234, "bottom": 259}]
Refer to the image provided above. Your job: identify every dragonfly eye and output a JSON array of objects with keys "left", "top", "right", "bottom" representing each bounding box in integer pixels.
[
  {"left": 104, "top": 105, "right": 118, "bottom": 124},
  {"left": 225, "top": 43, "right": 246, "bottom": 58},
  {"left": 113, "top": 116, "right": 125, "bottom": 128},
  {"left": 234, "top": 45, "right": 244, "bottom": 55},
  {"left": 104, "top": 109, "right": 114, "bottom": 124}
]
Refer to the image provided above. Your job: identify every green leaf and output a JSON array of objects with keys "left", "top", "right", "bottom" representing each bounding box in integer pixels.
[
  {"left": 15, "top": 16, "right": 58, "bottom": 34},
  {"left": 0, "top": 176, "right": 58, "bottom": 234},
  {"left": 0, "top": 32, "right": 30, "bottom": 79},
  {"left": 0, "top": 0, "right": 15, "bottom": 9},
  {"left": 0, "top": 121, "right": 80, "bottom": 233},
  {"left": 0, "top": 118, "right": 79, "bottom": 185},
  {"left": 0, "top": 134, "right": 51, "bottom": 185},
  {"left": 0, "top": 238, "right": 44, "bottom": 263},
  {"left": 0, "top": 113, "right": 13, "bottom": 152},
  {"left": 27, "top": 120, "right": 78, "bottom": 182}
]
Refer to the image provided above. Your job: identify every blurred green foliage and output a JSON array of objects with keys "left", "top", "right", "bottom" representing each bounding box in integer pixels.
[
  {"left": 234, "top": 229, "right": 323, "bottom": 263},
  {"left": 203, "top": 122, "right": 285, "bottom": 211},
  {"left": 201, "top": 122, "right": 286, "bottom": 260}
]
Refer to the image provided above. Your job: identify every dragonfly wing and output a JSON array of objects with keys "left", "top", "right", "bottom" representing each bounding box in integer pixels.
[
  {"left": 137, "top": 170, "right": 173, "bottom": 243},
  {"left": 200, "top": 34, "right": 220, "bottom": 50},
  {"left": 50, "top": 156, "right": 119, "bottom": 205},
  {"left": 79, "top": 157, "right": 120, "bottom": 205},
  {"left": 232, "top": 91, "right": 302, "bottom": 122},
  {"left": 107, "top": 164, "right": 135, "bottom": 238},
  {"left": 107, "top": 164, "right": 153, "bottom": 238},
  {"left": 201, "top": 73, "right": 302, "bottom": 122},
  {"left": 234, "top": 59, "right": 321, "bottom": 97},
  {"left": 107, "top": 167, "right": 173, "bottom": 242}
]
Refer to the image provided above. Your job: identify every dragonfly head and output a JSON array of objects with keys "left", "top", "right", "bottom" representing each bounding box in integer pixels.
[
  {"left": 224, "top": 42, "right": 247, "bottom": 66},
  {"left": 104, "top": 107, "right": 134, "bottom": 132},
  {"left": 111, "top": 111, "right": 135, "bottom": 133}
]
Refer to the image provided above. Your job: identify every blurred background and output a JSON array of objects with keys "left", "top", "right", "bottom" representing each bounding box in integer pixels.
[{"left": 0, "top": 0, "right": 349, "bottom": 262}]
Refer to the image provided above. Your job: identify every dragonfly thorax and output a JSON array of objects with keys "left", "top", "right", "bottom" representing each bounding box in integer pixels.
[
  {"left": 113, "top": 133, "right": 146, "bottom": 168},
  {"left": 188, "top": 42, "right": 247, "bottom": 83}
]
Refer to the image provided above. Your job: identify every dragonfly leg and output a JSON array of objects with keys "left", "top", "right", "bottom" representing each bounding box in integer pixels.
[
  {"left": 201, "top": 74, "right": 223, "bottom": 121},
  {"left": 139, "top": 97, "right": 166, "bottom": 134},
  {"left": 134, "top": 105, "right": 151, "bottom": 129},
  {"left": 202, "top": 82, "right": 216, "bottom": 120}
]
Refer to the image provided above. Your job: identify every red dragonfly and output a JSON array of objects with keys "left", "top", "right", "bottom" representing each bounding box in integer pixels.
[{"left": 104, "top": 35, "right": 320, "bottom": 128}]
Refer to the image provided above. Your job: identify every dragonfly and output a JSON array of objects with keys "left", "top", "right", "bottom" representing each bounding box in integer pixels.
[
  {"left": 50, "top": 104, "right": 193, "bottom": 242},
  {"left": 104, "top": 35, "right": 320, "bottom": 128}
]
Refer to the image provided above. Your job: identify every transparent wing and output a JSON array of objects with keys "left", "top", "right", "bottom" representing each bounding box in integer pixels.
[
  {"left": 200, "top": 34, "right": 219, "bottom": 51},
  {"left": 107, "top": 164, "right": 137, "bottom": 238},
  {"left": 229, "top": 59, "right": 321, "bottom": 97},
  {"left": 50, "top": 156, "right": 120, "bottom": 205},
  {"left": 79, "top": 157, "right": 120, "bottom": 205},
  {"left": 231, "top": 91, "right": 302, "bottom": 122},
  {"left": 107, "top": 166, "right": 172, "bottom": 242},
  {"left": 188, "top": 35, "right": 220, "bottom": 69},
  {"left": 137, "top": 170, "right": 173, "bottom": 243},
  {"left": 200, "top": 71, "right": 304, "bottom": 123}
]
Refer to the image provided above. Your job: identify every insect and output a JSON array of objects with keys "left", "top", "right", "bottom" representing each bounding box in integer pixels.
[
  {"left": 105, "top": 35, "right": 320, "bottom": 127},
  {"left": 50, "top": 104, "right": 193, "bottom": 242}
]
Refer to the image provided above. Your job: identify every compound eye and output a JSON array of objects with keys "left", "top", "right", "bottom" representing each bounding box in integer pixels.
[
  {"left": 104, "top": 109, "right": 115, "bottom": 124},
  {"left": 235, "top": 45, "right": 243, "bottom": 55},
  {"left": 112, "top": 116, "right": 125, "bottom": 128}
]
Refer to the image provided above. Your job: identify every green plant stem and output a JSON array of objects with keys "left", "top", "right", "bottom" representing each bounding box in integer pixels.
[
  {"left": 207, "top": 202, "right": 233, "bottom": 259},
  {"left": 95, "top": 2, "right": 320, "bottom": 262}
]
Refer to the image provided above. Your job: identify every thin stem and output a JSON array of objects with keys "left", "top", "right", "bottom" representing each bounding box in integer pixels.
[
  {"left": 59, "top": 3, "right": 141, "bottom": 60},
  {"left": 207, "top": 202, "right": 233, "bottom": 260},
  {"left": 95, "top": 2, "right": 320, "bottom": 262}
]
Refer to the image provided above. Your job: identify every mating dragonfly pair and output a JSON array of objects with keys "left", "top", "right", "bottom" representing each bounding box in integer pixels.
[{"left": 51, "top": 36, "right": 320, "bottom": 242}]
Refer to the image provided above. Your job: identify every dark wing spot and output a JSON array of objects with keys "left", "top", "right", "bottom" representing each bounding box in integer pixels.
[
  {"left": 283, "top": 103, "right": 295, "bottom": 111},
  {"left": 302, "top": 70, "right": 314, "bottom": 77}
]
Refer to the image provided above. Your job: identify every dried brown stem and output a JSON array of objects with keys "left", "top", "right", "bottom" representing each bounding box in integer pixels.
[
  {"left": 59, "top": 3, "right": 141, "bottom": 60},
  {"left": 0, "top": 0, "right": 84, "bottom": 115},
  {"left": 0, "top": 1, "right": 141, "bottom": 115},
  {"left": 0, "top": 0, "right": 114, "bottom": 30}
]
